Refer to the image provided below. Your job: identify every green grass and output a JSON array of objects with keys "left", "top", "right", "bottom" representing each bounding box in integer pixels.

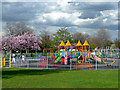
[{"left": 2, "top": 68, "right": 118, "bottom": 88}]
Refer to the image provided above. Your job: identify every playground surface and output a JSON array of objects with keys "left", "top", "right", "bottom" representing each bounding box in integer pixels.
[{"left": 2, "top": 68, "right": 118, "bottom": 88}]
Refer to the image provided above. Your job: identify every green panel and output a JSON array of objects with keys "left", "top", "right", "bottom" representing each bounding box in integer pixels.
[{"left": 54, "top": 57, "right": 61, "bottom": 63}]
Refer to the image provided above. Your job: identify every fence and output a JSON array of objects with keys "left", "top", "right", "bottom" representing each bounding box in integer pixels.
[
  {"left": 5, "top": 57, "right": 118, "bottom": 70},
  {"left": 1, "top": 52, "right": 120, "bottom": 70}
]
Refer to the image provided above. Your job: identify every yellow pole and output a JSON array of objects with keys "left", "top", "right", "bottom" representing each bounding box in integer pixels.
[
  {"left": 1, "top": 58, "right": 2, "bottom": 68},
  {"left": 4, "top": 57, "right": 5, "bottom": 66},
  {"left": 85, "top": 46, "right": 86, "bottom": 63},
  {"left": 9, "top": 50, "right": 11, "bottom": 68},
  {"left": 47, "top": 53, "right": 48, "bottom": 58}
]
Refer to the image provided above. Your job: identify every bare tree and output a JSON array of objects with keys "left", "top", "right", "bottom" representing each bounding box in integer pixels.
[
  {"left": 96, "top": 29, "right": 112, "bottom": 47},
  {"left": 89, "top": 37, "right": 102, "bottom": 48},
  {"left": 96, "top": 29, "right": 110, "bottom": 43},
  {"left": 38, "top": 30, "right": 52, "bottom": 49},
  {"left": 72, "top": 32, "right": 90, "bottom": 43},
  {"left": 114, "top": 38, "right": 120, "bottom": 49},
  {"left": 5, "top": 22, "right": 34, "bottom": 36}
]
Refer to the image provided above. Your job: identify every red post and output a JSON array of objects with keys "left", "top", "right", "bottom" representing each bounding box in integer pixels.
[{"left": 61, "top": 57, "right": 64, "bottom": 64}]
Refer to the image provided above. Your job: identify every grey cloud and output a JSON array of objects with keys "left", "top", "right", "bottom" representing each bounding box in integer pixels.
[
  {"left": 68, "top": 2, "right": 117, "bottom": 19},
  {"left": 2, "top": 2, "right": 118, "bottom": 40},
  {"left": 2, "top": 2, "right": 56, "bottom": 22},
  {"left": 2, "top": 2, "right": 37, "bottom": 21}
]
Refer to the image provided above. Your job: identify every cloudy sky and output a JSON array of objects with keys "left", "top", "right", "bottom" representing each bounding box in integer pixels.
[{"left": 1, "top": 0, "right": 119, "bottom": 40}]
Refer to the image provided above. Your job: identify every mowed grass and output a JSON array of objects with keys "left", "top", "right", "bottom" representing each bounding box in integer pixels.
[{"left": 2, "top": 68, "right": 118, "bottom": 88}]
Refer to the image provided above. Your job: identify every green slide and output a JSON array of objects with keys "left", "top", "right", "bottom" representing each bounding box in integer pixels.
[
  {"left": 90, "top": 57, "right": 101, "bottom": 63},
  {"left": 54, "top": 57, "right": 61, "bottom": 63}
]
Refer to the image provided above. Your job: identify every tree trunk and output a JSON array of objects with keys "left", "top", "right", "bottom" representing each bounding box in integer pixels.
[
  {"left": 26, "top": 50, "right": 27, "bottom": 54},
  {"left": 36, "top": 49, "right": 37, "bottom": 58}
]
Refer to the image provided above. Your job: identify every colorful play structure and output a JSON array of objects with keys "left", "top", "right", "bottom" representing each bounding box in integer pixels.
[
  {"left": 0, "top": 49, "right": 5, "bottom": 68},
  {"left": 94, "top": 47, "right": 119, "bottom": 66},
  {"left": 37, "top": 40, "right": 119, "bottom": 70},
  {"left": 0, "top": 40, "right": 119, "bottom": 70},
  {"left": 37, "top": 40, "right": 97, "bottom": 70},
  {"left": 1, "top": 57, "right": 5, "bottom": 68}
]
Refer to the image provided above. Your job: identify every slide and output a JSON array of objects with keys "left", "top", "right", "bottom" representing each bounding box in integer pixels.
[
  {"left": 90, "top": 52, "right": 101, "bottom": 63},
  {"left": 54, "top": 57, "right": 61, "bottom": 63},
  {"left": 90, "top": 57, "right": 101, "bottom": 63}
]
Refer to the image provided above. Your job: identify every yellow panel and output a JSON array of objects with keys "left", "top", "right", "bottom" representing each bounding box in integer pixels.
[
  {"left": 59, "top": 40, "right": 65, "bottom": 46},
  {"left": 66, "top": 40, "right": 71, "bottom": 46},
  {"left": 76, "top": 40, "right": 82, "bottom": 46},
  {"left": 83, "top": 40, "right": 89, "bottom": 46}
]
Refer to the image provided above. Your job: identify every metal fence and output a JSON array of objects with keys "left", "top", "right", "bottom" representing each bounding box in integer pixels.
[
  {"left": 1, "top": 50, "right": 120, "bottom": 70},
  {"left": 4, "top": 57, "right": 118, "bottom": 70}
]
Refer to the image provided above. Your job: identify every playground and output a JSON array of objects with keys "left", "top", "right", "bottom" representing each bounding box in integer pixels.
[
  {"left": 1, "top": 39, "right": 119, "bottom": 88},
  {"left": 1, "top": 1, "right": 120, "bottom": 88},
  {"left": 1, "top": 40, "right": 120, "bottom": 70}
]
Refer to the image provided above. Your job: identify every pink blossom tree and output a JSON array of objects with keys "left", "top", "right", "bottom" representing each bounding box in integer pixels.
[{"left": 0, "top": 32, "right": 41, "bottom": 51}]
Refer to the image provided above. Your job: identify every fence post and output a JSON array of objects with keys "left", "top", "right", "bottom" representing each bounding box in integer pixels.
[
  {"left": 20, "top": 56, "right": 22, "bottom": 67},
  {"left": 70, "top": 58, "right": 71, "bottom": 70},
  {"left": 47, "top": 58, "right": 48, "bottom": 69},
  {"left": 47, "top": 53, "right": 48, "bottom": 69},
  {"left": 27, "top": 57, "right": 29, "bottom": 68},
  {"left": 95, "top": 51, "right": 97, "bottom": 70},
  {"left": 96, "top": 58, "right": 97, "bottom": 70},
  {"left": 19, "top": 57, "right": 20, "bottom": 68}
]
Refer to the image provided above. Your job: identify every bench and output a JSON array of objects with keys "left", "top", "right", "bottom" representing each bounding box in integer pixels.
[{"left": 75, "top": 63, "right": 92, "bottom": 70}]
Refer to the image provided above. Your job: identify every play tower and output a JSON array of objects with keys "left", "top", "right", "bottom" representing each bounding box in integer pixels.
[
  {"left": 65, "top": 40, "right": 72, "bottom": 64},
  {"left": 83, "top": 40, "right": 90, "bottom": 63},
  {"left": 75, "top": 40, "right": 83, "bottom": 63},
  {"left": 75, "top": 40, "right": 92, "bottom": 70},
  {"left": 58, "top": 40, "right": 65, "bottom": 64},
  {"left": 65, "top": 40, "right": 72, "bottom": 57}
]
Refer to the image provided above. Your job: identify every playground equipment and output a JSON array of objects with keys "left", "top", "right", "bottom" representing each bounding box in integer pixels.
[
  {"left": 36, "top": 40, "right": 93, "bottom": 70},
  {"left": 83, "top": 40, "right": 90, "bottom": 63},
  {"left": 65, "top": 40, "right": 72, "bottom": 65},
  {"left": 75, "top": 40, "right": 92, "bottom": 70},
  {"left": 57, "top": 40, "right": 72, "bottom": 65},
  {"left": 94, "top": 46, "right": 119, "bottom": 66},
  {"left": 1, "top": 40, "right": 119, "bottom": 70},
  {"left": 1, "top": 57, "right": 5, "bottom": 68},
  {"left": 36, "top": 40, "right": 119, "bottom": 70},
  {"left": 101, "top": 49, "right": 117, "bottom": 66},
  {"left": 0, "top": 49, "right": 8, "bottom": 68},
  {"left": 37, "top": 48, "right": 54, "bottom": 68},
  {"left": 90, "top": 52, "right": 102, "bottom": 63},
  {"left": 0, "top": 49, "right": 5, "bottom": 67},
  {"left": 102, "top": 60, "right": 115, "bottom": 66}
]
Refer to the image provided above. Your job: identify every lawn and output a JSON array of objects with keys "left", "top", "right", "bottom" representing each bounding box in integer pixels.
[{"left": 2, "top": 68, "right": 118, "bottom": 88}]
